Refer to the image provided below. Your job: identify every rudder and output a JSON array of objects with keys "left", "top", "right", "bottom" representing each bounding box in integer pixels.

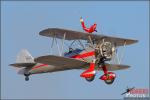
[{"left": 16, "top": 49, "right": 34, "bottom": 63}]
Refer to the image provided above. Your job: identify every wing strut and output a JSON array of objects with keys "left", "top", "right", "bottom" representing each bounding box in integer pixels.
[
  {"left": 50, "top": 32, "right": 66, "bottom": 56},
  {"left": 88, "top": 35, "right": 95, "bottom": 49},
  {"left": 116, "top": 41, "right": 126, "bottom": 64},
  {"left": 61, "top": 33, "right": 66, "bottom": 56},
  {"left": 77, "top": 40, "right": 88, "bottom": 52},
  {"left": 54, "top": 36, "right": 61, "bottom": 56},
  {"left": 50, "top": 34, "right": 55, "bottom": 54}
]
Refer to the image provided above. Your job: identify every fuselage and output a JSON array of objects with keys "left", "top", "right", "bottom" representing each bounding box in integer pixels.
[
  {"left": 64, "top": 48, "right": 94, "bottom": 62},
  {"left": 26, "top": 47, "right": 95, "bottom": 75}
]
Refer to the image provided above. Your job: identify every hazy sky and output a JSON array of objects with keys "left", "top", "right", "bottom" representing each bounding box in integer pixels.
[{"left": 1, "top": 1, "right": 149, "bottom": 99}]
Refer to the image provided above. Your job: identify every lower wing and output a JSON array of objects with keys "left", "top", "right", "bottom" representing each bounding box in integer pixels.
[
  {"left": 34, "top": 55, "right": 89, "bottom": 70},
  {"left": 97, "top": 63, "right": 130, "bottom": 71},
  {"left": 34, "top": 55, "right": 130, "bottom": 72}
]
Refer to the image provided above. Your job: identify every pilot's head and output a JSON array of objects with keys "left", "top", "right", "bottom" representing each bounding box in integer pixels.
[{"left": 69, "top": 48, "right": 73, "bottom": 53}]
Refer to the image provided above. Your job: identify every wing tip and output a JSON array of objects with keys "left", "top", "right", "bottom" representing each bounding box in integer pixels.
[
  {"left": 9, "top": 63, "right": 19, "bottom": 67},
  {"left": 9, "top": 64, "right": 14, "bottom": 66},
  {"left": 132, "top": 39, "right": 138, "bottom": 44}
]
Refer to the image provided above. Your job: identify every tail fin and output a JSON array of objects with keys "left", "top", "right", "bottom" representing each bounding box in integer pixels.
[
  {"left": 16, "top": 49, "right": 34, "bottom": 63},
  {"left": 10, "top": 49, "right": 35, "bottom": 74}
]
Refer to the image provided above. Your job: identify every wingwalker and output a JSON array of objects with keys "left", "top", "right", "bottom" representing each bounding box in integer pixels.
[{"left": 10, "top": 17, "right": 138, "bottom": 85}]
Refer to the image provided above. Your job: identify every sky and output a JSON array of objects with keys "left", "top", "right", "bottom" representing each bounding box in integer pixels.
[{"left": 1, "top": 1, "right": 149, "bottom": 99}]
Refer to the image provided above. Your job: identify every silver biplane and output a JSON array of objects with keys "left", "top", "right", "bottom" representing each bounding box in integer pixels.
[{"left": 10, "top": 28, "right": 138, "bottom": 85}]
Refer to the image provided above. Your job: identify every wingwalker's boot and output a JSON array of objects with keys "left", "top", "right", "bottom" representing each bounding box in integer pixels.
[{"left": 80, "top": 59, "right": 96, "bottom": 78}]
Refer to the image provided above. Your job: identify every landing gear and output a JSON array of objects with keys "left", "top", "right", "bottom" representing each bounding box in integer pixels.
[
  {"left": 99, "top": 72, "right": 116, "bottom": 85},
  {"left": 98, "top": 57, "right": 116, "bottom": 85},
  {"left": 80, "top": 60, "right": 96, "bottom": 82},
  {"left": 85, "top": 75, "right": 95, "bottom": 82},
  {"left": 24, "top": 73, "right": 30, "bottom": 81}
]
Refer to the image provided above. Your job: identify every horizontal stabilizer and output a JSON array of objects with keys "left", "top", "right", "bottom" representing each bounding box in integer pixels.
[{"left": 9, "top": 63, "right": 36, "bottom": 68}]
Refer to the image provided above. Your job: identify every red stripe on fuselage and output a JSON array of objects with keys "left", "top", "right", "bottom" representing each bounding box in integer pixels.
[
  {"left": 71, "top": 51, "right": 95, "bottom": 59},
  {"left": 31, "top": 64, "right": 48, "bottom": 70}
]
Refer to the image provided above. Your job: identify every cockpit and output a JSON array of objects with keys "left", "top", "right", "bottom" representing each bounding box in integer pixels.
[{"left": 64, "top": 48, "right": 83, "bottom": 57}]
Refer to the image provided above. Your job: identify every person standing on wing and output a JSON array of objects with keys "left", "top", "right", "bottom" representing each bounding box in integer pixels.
[
  {"left": 80, "top": 17, "right": 97, "bottom": 33},
  {"left": 79, "top": 17, "right": 97, "bottom": 80}
]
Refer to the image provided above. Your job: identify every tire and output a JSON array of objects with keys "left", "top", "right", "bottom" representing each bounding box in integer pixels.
[
  {"left": 104, "top": 78, "right": 115, "bottom": 85},
  {"left": 25, "top": 76, "right": 29, "bottom": 81},
  {"left": 85, "top": 75, "right": 95, "bottom": 82}
]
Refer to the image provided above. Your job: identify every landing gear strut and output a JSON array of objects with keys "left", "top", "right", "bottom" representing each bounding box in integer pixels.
[
  {"left": 80, "top": 59, "right": 96, "bottom": 82},
  {"left": 24, "top": 73, "right": 30, "bottom": 81}
]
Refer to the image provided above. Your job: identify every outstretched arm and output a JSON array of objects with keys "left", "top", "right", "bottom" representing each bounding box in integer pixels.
[
  {"left": 80, "top": 17, "right": 86, "bottom": 29},
  {"left": 80, "top": 17, "right": 97, "bottom": 33}
]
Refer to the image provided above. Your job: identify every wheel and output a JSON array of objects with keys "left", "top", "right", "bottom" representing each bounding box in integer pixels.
[
  {"left": 85, "top": 75, "right": 95, "bottom": 82},
  {"left": 25, "top": 76, "right": 29, "bottom": 81},
  {"left": 104, "top": 78, "right": 115, "bottom": 85},
  {"left": 24, "top": 73, "right": 30, "bottom": 81}
]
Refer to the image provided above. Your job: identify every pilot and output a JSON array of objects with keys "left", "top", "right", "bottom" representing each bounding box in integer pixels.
[{"left": 68, "top": 48, "right": 73, "bottom": 53}]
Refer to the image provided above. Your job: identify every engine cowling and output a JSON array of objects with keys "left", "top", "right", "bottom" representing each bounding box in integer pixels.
[{"left": 95, "top": 41, "right": 116, "bottom": 61}]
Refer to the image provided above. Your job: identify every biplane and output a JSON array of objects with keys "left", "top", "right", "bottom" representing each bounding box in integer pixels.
[
  {"left": 121, "top": 87, "right": 135, "bottom": 95},
  {"left": 10, "top": 28, "right": 138, "bottom": 85}
]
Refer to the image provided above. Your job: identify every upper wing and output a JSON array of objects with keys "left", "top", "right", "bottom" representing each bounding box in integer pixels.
[
  {"left": 39, "top": 28, "right": 138, "bottom": 46},
  {"left": 34, "top": 55, "right": 89, "bottom": 70}
]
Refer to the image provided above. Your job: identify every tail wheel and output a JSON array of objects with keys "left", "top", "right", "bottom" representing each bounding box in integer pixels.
[
  {"left": 25, "top": 76, "right": 29, "bottom": 81},
  {"left": 85, "top": 75, "right": 95, "bottom": 82},
  {"left": 24, "top": 73, "right": 30, "bottom": 81},
  {"left": 104, "top": 78, "right": 115, "bottom": 84}
]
